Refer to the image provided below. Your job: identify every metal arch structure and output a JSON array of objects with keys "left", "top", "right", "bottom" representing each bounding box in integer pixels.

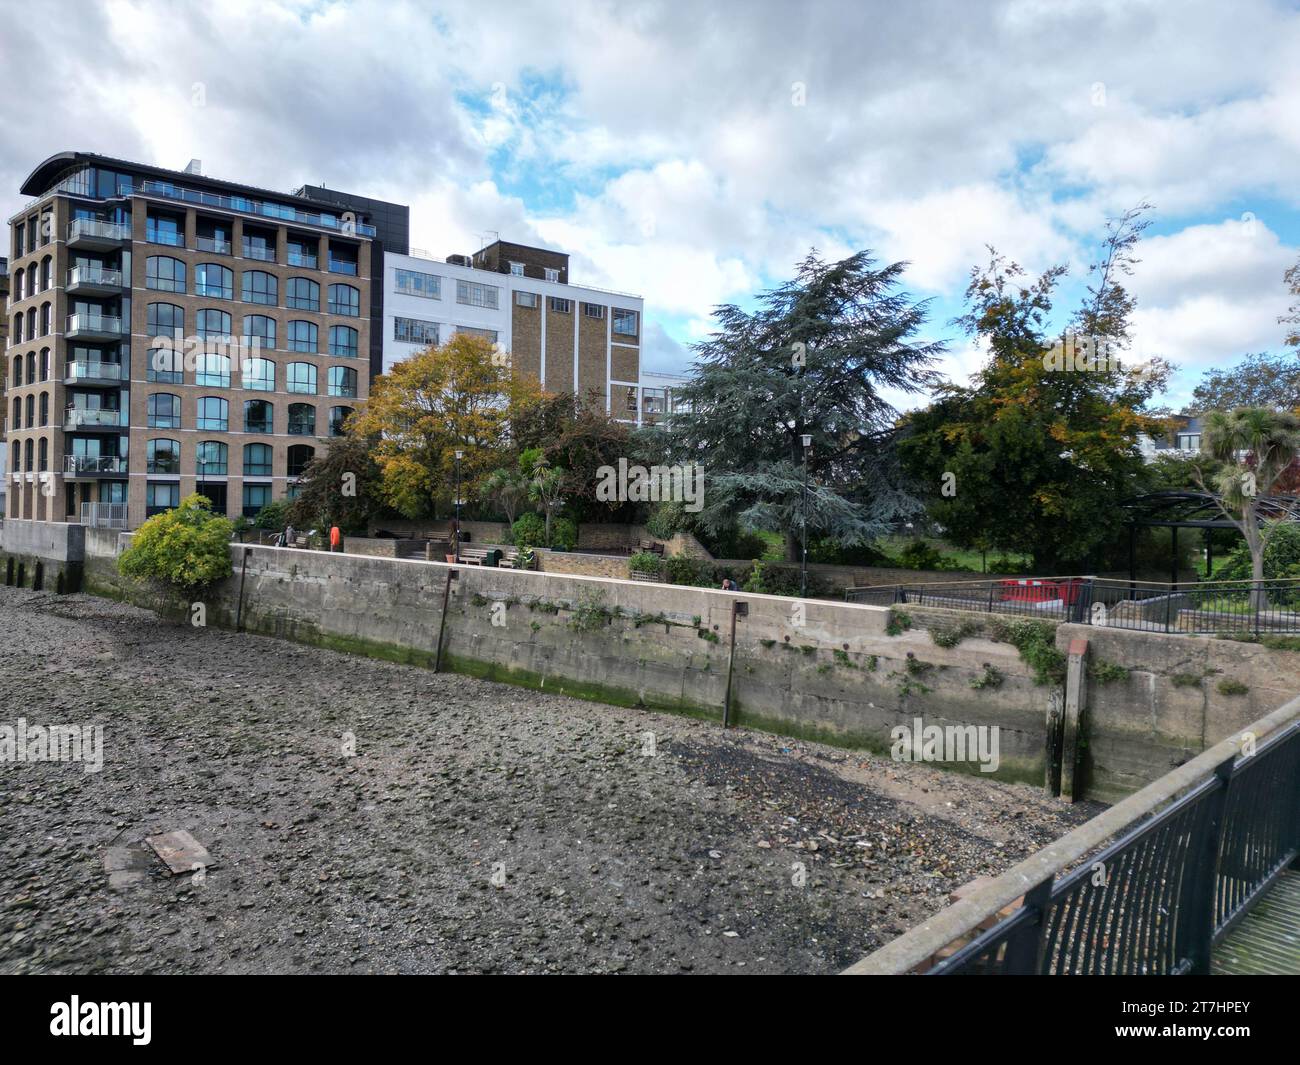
[{"left": 1119, "top": 490, "right": 1300, "bottom": 586}]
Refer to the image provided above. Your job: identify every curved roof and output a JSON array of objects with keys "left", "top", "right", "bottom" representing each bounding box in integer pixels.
[{"left": 1121, "top": 490, "right": 1300, "bottom": 527}]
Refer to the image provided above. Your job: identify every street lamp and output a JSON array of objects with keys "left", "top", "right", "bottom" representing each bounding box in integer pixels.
[
  {"left": 800, "top": 433, "right": 812, "bottom": 598},
  {"left": 454, "top": 449, "right": 464, "bottom": 562}
]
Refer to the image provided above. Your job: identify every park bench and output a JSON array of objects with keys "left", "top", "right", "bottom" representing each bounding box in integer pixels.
[
  {"left": 629, "top": 538, "right": 665, "bottom": 556},
  {"left": 456, "top": 547, "right": 492, "bottom": 566},
  {"left": 498, "top": 550, "right": 534, "bottom": 570}
]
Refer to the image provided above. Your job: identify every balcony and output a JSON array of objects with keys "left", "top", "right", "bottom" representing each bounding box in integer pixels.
[
  {"left": 66, "top": 266, "right": 126, "bottom": 296},
  {"left": 327, "top": 257, "right": 358, "bottom": 276},
  {"left": 137, "top": 179, "right": 377, "bottom": 237},
  {"left": 81, "top": 502, "right": 129, "bottom": 529},
  {"left": 287, "top": 251, "right": 318, "bottom": 269},
  {"left": 146, "top": 227, "right": 185, "bottom": 248},
  {"left": 64, "top": 408, "right": 126, "bottom": 431},
  {"left": 243, "top": 243, "right": 276, "bottom": 263},
  {"left": 66, "top": 312, "right": 125, "bottom": 341},
  {"left": 67, "top": 219, "right": 130, "bottom": 250},
  {"left": 65, "top": 360, "right": 125, "bottom": 386},
  {"left": 196, "top": 236, "right": 232, "bottom": 255},
  {"left": 65, "top": 454, "right": 127, "bottom": 476}
]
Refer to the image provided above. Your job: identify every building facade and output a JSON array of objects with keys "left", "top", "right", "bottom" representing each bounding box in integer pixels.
[
  {"left": 384, "top": 241, "right": 645, "bottom": 419},
  {"left": 6, "top": 152, "right": 375, "bottom": 528}
]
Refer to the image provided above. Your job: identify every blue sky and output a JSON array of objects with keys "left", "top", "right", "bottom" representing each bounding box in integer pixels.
[{"left": 3, "top": 0, "right": 1298, "bottom": 412}]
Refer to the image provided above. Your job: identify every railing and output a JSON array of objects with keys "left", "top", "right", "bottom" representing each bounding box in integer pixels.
[
  {"left": 67, "top": 266, "right": 124, "bottom": 288},
  {"left": 847, "top": 575, "right": 1300, "bottom": 636},
  {"left": 81, "top": 502, "right": 128, "bottom": 529},
  {"left": 243, "top": 243, "right": 276, "bottom": 262},
  {"left": 66, "top": 218, "right": 129, "bottom": 243},
  {"left": 287, "top": 251, "right": 318, "bottom": 268},
  {"left": 137, "top": 180, "right": 377, "bottom": 237},
  {"left": 845, "top": 697, "right": 1300, "bottom": 975},
  {"left": 64, "top": 408, "right": 125, "bottom": 429},
  {"left": 65, "top": 455, "right": 126, "bottom": 474},
  {"left": 65, "top": 360, "right": 124, "bottom": 382},
  {"left": 327, "top": 258, "right": 358, "bottom": 275},
  {"left": 66, "top": 312, "right": 125, "bottom": 336},
  {"left": 196, "top": 236, "right": 232, "bottom": 254}
]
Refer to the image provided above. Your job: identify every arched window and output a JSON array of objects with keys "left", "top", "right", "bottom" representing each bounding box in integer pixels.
[
  {"left": 9, "top": 440, "right": 18, "bottom": 474},
  {"left": 328, "top": 283, "right": 360, "bottom": 317},
  {"left": 147, "top": 302, "right": 185, "bottom": 340},
  {"left": 39, "top": 348, "right": 50, "bottom": 381},
  {"left": 145, "top": 256, "right": 186, "bottom": 293},
  {"left": 147, "top": 393, "right": 182, "bottom": 429},
  {"left": 286, "top": 362, "right": 317, "bottom": 394},
  {"left": 13, "top": 267, "right": 23, "bottom": 301},
  {"left": 24, "top": 439, "right": 33, "bottom": 472},
  {"left": 243, "top": 314, "right": 276, "bottom": 351},
  {"left": 12, "top": 356, "right": 21, "bottom": 386},
  {"left": 12, "top": 396, "right": 20, "bottom": 430},
  {"left": 286, "top": 277, "right": 319, "bottom": 311},
  {"left": 13, "top": 314, "right": 22, "bottom": 345},
  {"left": 146, "top": 438, "right": 181, "bottom": 474},
  {"left": 243, "top": 442, "right": 273, "bottom": 476},
  {"left": 329, "top": 325, "right": 358, "bottom": 358},
  {"left": 38, "top": 438, "right": 48, "bottom": 472},
  {"left": 27, "top": 307, "right": 36, "bottom": 339},
  {"left": 195, "top": 353, "right": 231, "bottom": 388},
  {"left": 196, "top": 440, "right": 228, "bottom": 476},
  {"left": 241, "top": 270, "right": 277, "bottom": 306},
  {"left": 329, "top": 406, "right": 354, "bottom": 437},
  {"left": 26, "top": 351, "right": 36, "bottom": 384},
  {"left": 196, "top": 396, "right": 229, "bottom": 431},
  {"left": 25, "top": 395, "right": 35, "bottom": 427},
  {"left": 195, "top": 263, "right": 234, "bottom": 300},
  {"left": 243, "top": 399, "right": 273, "bottom": 433},
  {"left": 40, "top": 302, "right": 51, "bottom": 335},
  {"left": 242, "top": 357, "right": 275, "bottom": 391},
  {"left": 40, "top": 256, "right": 52, "bottom": 290},
  {"left": 287, "top": 321, "right": 318, "bottom": 353},
  {"left": 196, "top": 308, "right": 232, "bottom": 340},
  {"left": 328, "top": 365, "right": 357, "bottom": 397},
  {"left": 39, "top": 392, "right": 48, "bottom": 426},
  {"left": 287, "top": 403, "right": 316, "bottom": 436},
  {"left": 287, "top": 443, "right": 315, "bottom": 475},
  {"left": 147, "top": 346, "right": 184, "bottom": 384}
]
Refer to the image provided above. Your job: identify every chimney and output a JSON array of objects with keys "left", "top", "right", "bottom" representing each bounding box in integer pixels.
[{"left": 184, "top": 159, "right": 202, "bottom": 176}]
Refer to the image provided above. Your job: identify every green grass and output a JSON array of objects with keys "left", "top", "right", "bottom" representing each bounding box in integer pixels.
[{"left": 751, "top": 530, "right": 786, "bottom": 562}]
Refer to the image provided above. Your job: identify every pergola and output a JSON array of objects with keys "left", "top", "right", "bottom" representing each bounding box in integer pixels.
[{"left": 1119, "top": 490, "right": 1300, "bottom": 586}]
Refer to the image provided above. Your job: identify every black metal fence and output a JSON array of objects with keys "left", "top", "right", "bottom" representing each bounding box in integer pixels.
[
  {"left": 930, "top": 717, "right": 1300, "bottom": 974},
  {"left": 846, "top": 575, "right": 1300, "bottom": 636}
]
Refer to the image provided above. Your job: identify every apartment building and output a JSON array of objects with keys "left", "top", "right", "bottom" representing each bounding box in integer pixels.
[
  {"left": 384, "top": 241, "right": 646, "bottom": 419},
  {"left": 6, "top": 151, "right": 376, "bottom": 529},
  {"left": 0, "top": 256, "right": 8, "bottom": 516}
]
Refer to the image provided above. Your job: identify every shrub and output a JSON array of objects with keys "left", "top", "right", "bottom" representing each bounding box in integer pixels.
[
  {"left": 896, "top": 539, "right": 943, "bottom": 570},
  {"left": 511, "top": 513, "right": 547, "bottom": 550},
  {"left": 549, "top": 516, "right": 578, "bottom": 551},
  {"left": 663, "top": 554, "right": 714, "bottom": 587},
  {"left": 808, "top": 537, "right": 889, "bottom": 566},
  {"left": 970, "top": 664, "right": 1003, "bottom": 690},
  {"left": 988, "top": 618, "right": 1067, "bottom": 686},
  {"left": 930, "top": 619, "right": 979, "bottom": 648},
  {"left": 1089, "top": 660, "right": 1129, "bottom": 684},
  {"left": 1217, "top": 679, "right": 1250, "bottom": 696},
  {"left": 644, "top": 501, "right": 686, "bottom": 541},
  {"left": 118, "top": 493, "right": 234, "bottom": 597},
  {"left": 252, "top": 498, "right": 291, "bottom": 531},
  {"left": 628, "top": 550, "right": 664, "bottom": 576},
  {"left": 885, "top": 609, "right": 913, "bottom": 636}
]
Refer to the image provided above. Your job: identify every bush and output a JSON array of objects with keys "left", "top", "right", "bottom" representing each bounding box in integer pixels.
[
  {"left": 664, "top": 555, "right": 715, "bottom": 587},
  {"left": 511, "top": 513, "right": 546, "bottom": 550},
  {"left": 896, "top": 539, "right": 943, "bottom": 570},
  {"left": 118, "top": 493, "right": 234, "bottom": 596},
  {"left": 549, "top": 516, "right": 578, "bottom": 551},
  {"left": 252, "top": 499, "right": 290, "bottom": 531},
  {"left": 644, "top": 501, "right": 686, "bottom": 541},
  {"left": 808, "top": 537, "right": 889, "bottom": 566},
  {"left": 628, "top": 550, "right": 664, "bottom": 576}
]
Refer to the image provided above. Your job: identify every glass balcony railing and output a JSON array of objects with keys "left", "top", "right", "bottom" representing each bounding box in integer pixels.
[
  {"left": 81, "top": 502, "right": 129, "bottom": 529},
  {"left": 287, "top": 251, "right": 318, "bottom": 268},
  {"left": 146, "top": 228, "right": 185, "bottom": 247},
  {"left": 67, "top": 266, "right": 125, "bottom": 289},
  {"left": 196, "top": 236, "right": 232, "bottom": 254},
  {"left": 138, "top": 180, "right": 376, "bottom": 237},
  {"left": 65, "top": 454, "right": 126, "bottom": 474},
  {"left": 66, "top": 360, "right": 125, "bottom": 382},
  {"left": 328, "top": 258, "right": 358, "bottom": 275},
  {"left": 67, "top": 218, "right": 130, "bottom": 243},
  {"left": 243, "top": 243, "right": 276, "bottom": 262},
  {"left": 66, "top": 313, "right": 125, "bottom": 336},
  {"left": 64, "top": 408, "right": 125, "bottom": 429}
]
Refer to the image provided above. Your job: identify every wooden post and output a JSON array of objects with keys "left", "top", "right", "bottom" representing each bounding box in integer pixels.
[
  {"left": 722, "top": 600, "right": 747, "bottom": 727},
  {"left": 1061, "top": 637, "right": 1089, "bottom": 802},
  {"left": 433, "top": 567, "right": 457, "bottom": 673}
]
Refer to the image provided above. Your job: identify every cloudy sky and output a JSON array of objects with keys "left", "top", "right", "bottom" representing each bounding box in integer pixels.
[{"left": 3, "top": 0, "right": 1298, "bottom": 410}]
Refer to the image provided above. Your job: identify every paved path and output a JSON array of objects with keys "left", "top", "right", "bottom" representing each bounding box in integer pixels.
[{"left": 1213, "top": 871, "right": 1300, "bottom": 975}]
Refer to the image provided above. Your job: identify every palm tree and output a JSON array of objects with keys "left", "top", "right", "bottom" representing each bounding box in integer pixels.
[
  {"left": 480, "top": 467, "right": 530, "bottom": 527},
  {"left": 1201, "top": 408, "right": 1300, "bottom": 608},
  {"left": 527, "top": 456, "right": 567, "bottom": 546}
]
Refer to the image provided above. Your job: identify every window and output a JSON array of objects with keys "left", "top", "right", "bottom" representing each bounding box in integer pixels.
[
  {"left": 458, "top": 326, "right": 498, "bottom": 343},
  {"left": 287, "top": 321, "right": 318, "bottom": 353},
  {"left": 242, "top": 270, "right": 278, "bottom": 306},
  {"left": 549, "top": 297, "right": 572, "bottom": 314},
  {"left": 288, "top": 404, "right": 316, "bottom": 437},
  {"left": 286, "top": 362, "right": 317, "bottom": 394},
  {"left": 196, "top": 396, "right": 229, "bottom": 431},
  {"left": 243, "top": 358, "right": 275, "bottom": 392},
  {"left": 146, "top": 213, "right": 184, "bottom": 247},
  {"left": 287, "top": 444, "right": 315, "bottom": 477},
  {"left": 329, "top": 325, "right": 359, "bottom": 358},
  {"left": 147, "top": 302, "right": 185, "bottom": 340},
  {"left": 196, "top": 308, "right": 232, "bottom": 341},
  {"left": 583, "top": 303, "right": 605, "bottom": 319},
  {"left": 146, "top": 481, "right": 181, "bottom": 516},
  {"left": 41, "top": 256, "right": 52, "bottom": 290},
  {"left": 26, "top": 351, "right": 36, "bottom": 384},
  {"left": 146, "top": 439, "right": 181, "bottom": 474},
  {"left": 1178, "top": 434, "right": 1201, "bottom": 451},
  {"left": 195, "top": 353, "right": 231, "bottom": 388},
  {"left": 243, "top": 314, "right": 277, "bottom": 351},
  {"left": 196, "top": 440, "right": 228, "bottom": 476},
  {"left": 12, "top": 315, "right": 21, "bottom": 345},
  {"left": 39, "top": 392, "right": 48, "bottom": 426},
  {"left": 395, "top": 269, "right": 440, "bottom": 299},
  {"left": 544, "top": 267, "right": 560, "bottom": 283},
  {"left": 456, "top": 280, "right": 499, "bottom": 309},
  {"left": 195, "top": 263, "right": 234, "bottom": 300},
  {"left": 11, "top": 397, "right": 20, "bottom": 430},
  {"left": 148, "top": 346, "right": 184, "bottom": 384},
  {"left": 613, "top": 308, "right": 639, "bottom": 336},
  {"left": 286, "top": 277, "right": 320, "bottom": 311},
  {"left": 147, "top": 393, "right": 182, "bottom": 429},
  {"left": 25, "top": 395, "right": 34, "bottom": 427},
  {"left": 145, "top": 256, "right": 185, "bottom": 293},
  {"left": 394, "top": 317, "right": 439, "bottom": 346},
  {"left": 243, "top": 443, "right": 273, "bottom": 476},
  {"left": 244, "top": 399, "right": 273, "bottom": 434},
  {"left": 509, "top": 261, "right": 524, "bottom": 276},
  {"left": 328, "top": 365, "right": 357, "bottom": 397},
  {"left": 515, "top": 290, "right": 538, "bottom": 308},
  {"left": 329, "top": 406, "right": 354, "bottom": 437},
  {"left": 242, "top": 482, "right": 272, "bottom": 518},
  {"left": 39, "top": 348, "right": 49, "bottom": 381},
  {"left": 38, "top": 438, "right": 48, "bottom": 472},
  {"left": 11, "top": 356, "right": 20, "bottom": 386},
  {"left": 328, "top": 283, "right": 360, "bottom": 317}
]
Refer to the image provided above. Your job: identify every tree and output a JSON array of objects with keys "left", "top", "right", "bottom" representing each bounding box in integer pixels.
[
  {"left": 1198, "top": 408, "right": 1300, "bottom": 605},
  {"left": 662, "top": 250, "right": 942, "bottom": 560},
  {"left": 1188, "top": 352, "right": 1300, "bottom": 413},
  {"left": 523, "top": 449, "right": 567, "bottom": 545},
  {"left": 349, "top": 333, "right": 542, "bottom": 518},
  {"left": 1282, "top": 256, "right": 1300, "bottom": 348},
  {"left": 286, "top": 433, "right": 385, "bottom": 533},
  {"left": 899, "top": 207, "right": 1170, "bottom": 571},
  {"left": 118, "top": 493, "right": 233, "bottom": 596},
  {"left": 480, "top": 466, "right": 530, "bottom": 526}
]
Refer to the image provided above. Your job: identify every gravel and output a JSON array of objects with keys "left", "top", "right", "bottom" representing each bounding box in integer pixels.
[{"left": 0, "top": 585, "right": 1104, "bottom": 974}]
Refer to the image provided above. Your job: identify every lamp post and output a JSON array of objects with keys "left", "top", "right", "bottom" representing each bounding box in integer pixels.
[
  {"left": 800, "top": 433, "right": 812, "bottom": 598},
  {"left": 454, "top": 449, "right": 464, "bottom": 562}
]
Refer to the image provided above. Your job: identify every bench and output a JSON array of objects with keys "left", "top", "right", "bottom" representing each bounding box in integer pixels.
[
  {"left": 629, "top": 538, "right": 665, "bottom": 556},
  {"left": 498, "top": 550, "right": 534, "bottom": 571},
  {"left": 456, "top": 547, "right": 492, "bottom": 566}
]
